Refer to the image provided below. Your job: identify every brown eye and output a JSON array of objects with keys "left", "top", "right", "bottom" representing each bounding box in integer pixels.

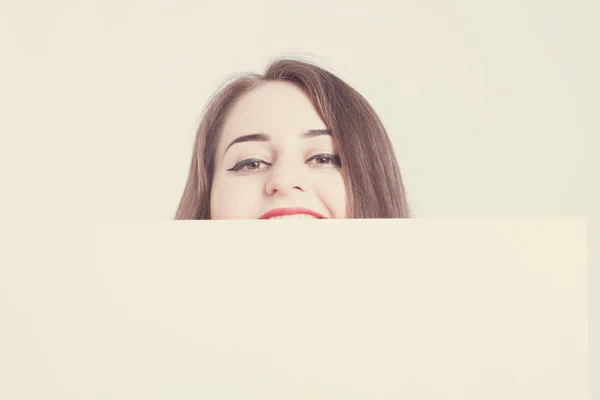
[
  {"left": 227, "top": 158, "right": 272, "bottom": 173},
  {"left": 307, "top": 153, "right": 341, "bottom": 167},
  {"left": 247, "top": 161, "right": 261, "bottom": 170}
]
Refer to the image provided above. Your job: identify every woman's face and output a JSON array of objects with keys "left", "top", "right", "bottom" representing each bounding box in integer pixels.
[{"left": 210, "top": 81, "right": 347, "bottom": 220}]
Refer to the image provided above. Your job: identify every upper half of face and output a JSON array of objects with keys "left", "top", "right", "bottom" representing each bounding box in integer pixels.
[{"left": 209, "top": 81, "right": 347, "bottom": 220}]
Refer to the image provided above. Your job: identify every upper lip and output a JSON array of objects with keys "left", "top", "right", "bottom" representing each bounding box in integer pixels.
[{"left": 258, "top": 207, "right": 327, "bottom": 219}]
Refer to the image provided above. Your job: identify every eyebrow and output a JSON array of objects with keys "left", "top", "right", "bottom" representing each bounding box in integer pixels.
[{"left": 224, "top": 129, "right": 332, "bottom": 155}]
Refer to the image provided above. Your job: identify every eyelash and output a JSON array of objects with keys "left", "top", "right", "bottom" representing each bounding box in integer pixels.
[{"left": 226, "top": 153, "right": 342, "bottom": 173}]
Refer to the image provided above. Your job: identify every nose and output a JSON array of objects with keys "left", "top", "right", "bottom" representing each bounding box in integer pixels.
[{"left": 264, "top": 160, "right": 311, "bottom": 196}]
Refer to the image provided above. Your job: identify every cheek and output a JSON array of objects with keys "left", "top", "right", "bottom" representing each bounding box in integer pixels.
[
  {"left": 317, "top": 173, "right": 347, "bottom": 218},
  {"left": 210, "top": 175, "right": 264, "bottom": 219}
]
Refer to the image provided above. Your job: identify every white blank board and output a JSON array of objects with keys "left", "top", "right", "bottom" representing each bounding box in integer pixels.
[{"left": 0, "top": 219, "right": 590, "bottom": 399}]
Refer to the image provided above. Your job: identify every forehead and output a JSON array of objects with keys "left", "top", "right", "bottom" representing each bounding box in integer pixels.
[{"left": 220, "top": 81, "right": 327, "bottom": 143}]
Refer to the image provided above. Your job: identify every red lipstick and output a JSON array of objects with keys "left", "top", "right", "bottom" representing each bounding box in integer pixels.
[{"left": 258, "top": 207, "right": 327, "bottom": 219}]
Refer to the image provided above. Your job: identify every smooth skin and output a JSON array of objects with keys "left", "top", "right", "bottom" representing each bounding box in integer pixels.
[{"left": 210, "top": 81, "right": 347, "bottom": 219}]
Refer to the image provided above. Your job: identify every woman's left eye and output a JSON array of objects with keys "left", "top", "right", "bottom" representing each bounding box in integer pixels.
[{"left": 307, "top": 153, "right": 341, "bottom": 167}]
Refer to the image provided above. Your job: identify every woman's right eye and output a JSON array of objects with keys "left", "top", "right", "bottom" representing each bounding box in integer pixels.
[{"left": 227, "top": 158, "right": 271, "bottom": 173}]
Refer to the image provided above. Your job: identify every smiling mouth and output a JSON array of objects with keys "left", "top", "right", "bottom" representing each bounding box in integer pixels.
[
  {"left": 258, "top": 207, "right": 327, "bottom": 220},
  {"left": 267, "top": 214, "right": 320, "bottom": 220}
]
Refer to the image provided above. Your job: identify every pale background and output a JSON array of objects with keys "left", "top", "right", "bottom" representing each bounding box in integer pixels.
[
  {"left": 0, "top": 220, "right": 591, "bottom": 398},
  {"left": 0, "top": 0, "right": 598, "bottom": 397}
]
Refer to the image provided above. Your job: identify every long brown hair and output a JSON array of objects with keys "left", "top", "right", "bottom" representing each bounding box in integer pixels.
[{"left": 175, "top": 57, "right": 411, "bottom": 219}]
